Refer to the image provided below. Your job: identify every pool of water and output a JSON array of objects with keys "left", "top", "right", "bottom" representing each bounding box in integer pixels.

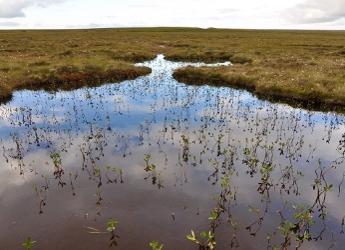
[{"left": 0, "top": 55, "right": 345, "bottom": 249}]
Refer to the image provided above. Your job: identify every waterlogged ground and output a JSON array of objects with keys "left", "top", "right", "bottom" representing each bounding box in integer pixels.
[{"left": 0, "top": 55, "right": 345, "bottom": 250}]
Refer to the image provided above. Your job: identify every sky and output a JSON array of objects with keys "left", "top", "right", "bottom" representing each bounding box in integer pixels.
[{"left": 0, "top": 0, "right": 344, "bottom": 30}]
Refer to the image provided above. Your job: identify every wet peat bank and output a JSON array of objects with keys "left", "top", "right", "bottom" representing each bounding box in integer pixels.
[
  {"left": 173, "top": 66, "right": 345, "bottom": 113},
  {"left": 0, "top": 65, "right": 151, "bottom": 104},
  {"left": 1, "top": 55, "right": 345, "bottom": 249}
]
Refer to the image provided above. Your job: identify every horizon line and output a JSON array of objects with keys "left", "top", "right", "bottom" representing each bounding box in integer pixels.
[{"left": 0, "top": 26, "right": 345, "bottom": 32}]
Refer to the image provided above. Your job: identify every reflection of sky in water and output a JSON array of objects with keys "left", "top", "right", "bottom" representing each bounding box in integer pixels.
[{"left": 0, "top": 55, "right": 345, "bottom": 249}]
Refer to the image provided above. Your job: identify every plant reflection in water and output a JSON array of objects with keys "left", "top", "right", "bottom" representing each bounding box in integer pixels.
[{"left": 0, "top": 55, "right": 344, "bottom": 249}]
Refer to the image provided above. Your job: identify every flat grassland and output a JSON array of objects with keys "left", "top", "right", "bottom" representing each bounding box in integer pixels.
[{"left": 1, "top": 28, "right": 345, "bottom": 109}]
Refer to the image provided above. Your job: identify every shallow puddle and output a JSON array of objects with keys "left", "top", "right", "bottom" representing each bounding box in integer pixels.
[{"left": 0, "top": 55, "right": 345, "bottom": 249}]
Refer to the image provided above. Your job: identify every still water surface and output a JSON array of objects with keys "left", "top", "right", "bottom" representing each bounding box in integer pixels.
[{"left": 0, "top": 55, "right": 345, "bottom": 249}]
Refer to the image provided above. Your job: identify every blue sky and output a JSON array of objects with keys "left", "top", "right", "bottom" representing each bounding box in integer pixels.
[{"left": 0, "top": 0, "right": 344, "bottom": 29}]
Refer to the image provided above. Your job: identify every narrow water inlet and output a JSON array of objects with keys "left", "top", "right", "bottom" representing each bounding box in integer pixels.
[{"left": 135, "top": 54, "right": 232, "bottom": 75}]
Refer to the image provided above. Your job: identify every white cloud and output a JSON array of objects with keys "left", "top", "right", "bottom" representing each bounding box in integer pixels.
[
  {"left": 288, "top": 0, "right": 345, "bottom": 23},
  {"left": 0, "top": 0, "right": 66, "bottom": 18},
  {"left": 0, "top": 0, "right": 343, "bottom": 29}
]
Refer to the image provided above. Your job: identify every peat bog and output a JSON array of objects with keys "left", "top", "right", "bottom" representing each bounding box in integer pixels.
[
  {"left": 2, "top": 28, "right": 345, "bottom": 108},
  {"left": 1, "top": 55, "right": 345, "bottom": 249}
]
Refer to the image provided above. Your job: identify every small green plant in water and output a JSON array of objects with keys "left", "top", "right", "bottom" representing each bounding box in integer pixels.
[
  {"left": 106, "top": 218, "right": 120, "bottom": 247},
  {"left": 208, "top": 208, "right": 220, "bottom": 221},
  {"left": 149, "top": 240, "right": 164, "bottom": 250},
  {"left": 278, "top": 205, "right": 314, "bottom": 248},
  {"left": 107, "top": 218, "right": 118, "bottom": 232},
  {"left": 87, "top": 218, "right": 119, "bottom": 245},
  {"left": 50, "top": 151, "right": 62, "bottom": 166},
  {"left": 144, "top": 154, "right": 156, "bottom": 171},
  {"left": 186, "top": 230, "right": 216, "bottom": 250},
  {"left": 22, "top": 237, "right": 36, "bottom": 250}
]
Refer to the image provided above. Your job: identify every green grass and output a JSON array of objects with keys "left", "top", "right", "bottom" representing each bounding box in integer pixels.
[{"left": 1, "top": 28, "right": 345, "bottom": 109}]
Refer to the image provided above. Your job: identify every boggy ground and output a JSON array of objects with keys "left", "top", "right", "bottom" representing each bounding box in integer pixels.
[{"left": 1, "top": 28, "right": 345, "bottom": 109}]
